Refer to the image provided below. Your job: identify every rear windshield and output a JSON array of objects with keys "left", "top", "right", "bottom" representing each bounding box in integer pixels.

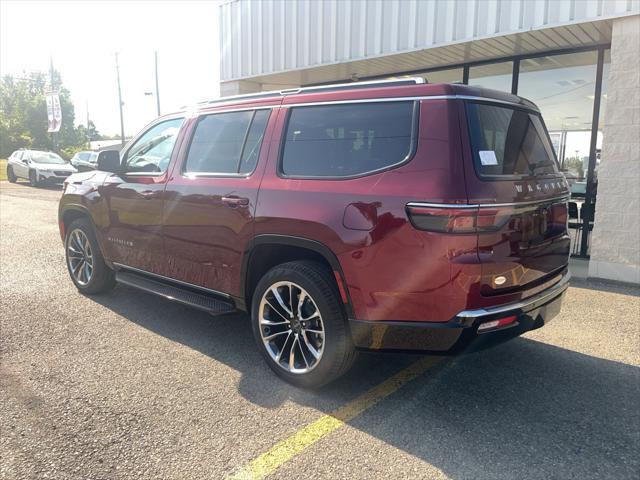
[{"left": 466, "top": 102, "right": 558, "bottom": 177}]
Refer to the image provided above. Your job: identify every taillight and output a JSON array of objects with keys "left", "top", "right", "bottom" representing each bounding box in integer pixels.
[
  {"left": 406, "top": 201, "right": 568, "bottom": 235},
  {"left": 405, "top": 205, "right": 478, "bottom": 233},
  {"left": 406, "top": 204, "right": 509, "bottom": 234}
]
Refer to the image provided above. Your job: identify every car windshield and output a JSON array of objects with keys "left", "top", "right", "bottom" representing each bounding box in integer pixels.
[{"left": 31, "top": 152, "right": 66, "bottom": 164}]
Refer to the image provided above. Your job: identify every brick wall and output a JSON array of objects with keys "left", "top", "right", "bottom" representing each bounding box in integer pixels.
[{"left": 589, "top": 15, "right": 640, "bottom": 284}]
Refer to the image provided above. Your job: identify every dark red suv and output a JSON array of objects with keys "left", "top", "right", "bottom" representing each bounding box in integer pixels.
[{"left": 59, "top": 79, "right": 570, "bottom": 387}]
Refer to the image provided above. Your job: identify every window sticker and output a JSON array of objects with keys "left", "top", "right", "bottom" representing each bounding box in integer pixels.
[{"left": 479, "top": 150, "right": 498, "bottom": 166}]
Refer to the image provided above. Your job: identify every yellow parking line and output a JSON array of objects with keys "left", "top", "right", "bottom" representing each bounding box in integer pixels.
[{"left": 227, "top": 356, "right": 442, "bottom": 480}]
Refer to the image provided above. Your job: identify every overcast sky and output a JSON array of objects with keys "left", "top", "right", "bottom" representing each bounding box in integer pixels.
[{"left": 0, "top": 0, "right": 221, "bottom": 137}]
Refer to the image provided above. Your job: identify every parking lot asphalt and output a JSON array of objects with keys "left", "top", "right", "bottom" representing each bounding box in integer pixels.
[{"left": 1, "top": 180, "right": 639, "bottom": 480}]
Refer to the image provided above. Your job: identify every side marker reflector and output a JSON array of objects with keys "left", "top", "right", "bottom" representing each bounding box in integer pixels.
[{"left": 477, "top": 315, "right": 517, "bottom": 332}]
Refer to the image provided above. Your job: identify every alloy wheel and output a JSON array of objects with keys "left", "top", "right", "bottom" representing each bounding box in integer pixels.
[
  {"left": 259, "top": 281, "right": 325, "bottom": 374},
  {"left": 67, "top": 228, "right": 94, "bottom": 286}
]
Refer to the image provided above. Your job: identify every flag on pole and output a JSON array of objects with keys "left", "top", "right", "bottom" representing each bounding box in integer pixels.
[{"left": 46, "top": 93, "right": 62, "bottom": 133}]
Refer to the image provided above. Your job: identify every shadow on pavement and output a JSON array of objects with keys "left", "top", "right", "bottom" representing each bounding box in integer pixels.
[
  {"left": 570, "top": 276, "right": 640, "bottom": 297},
  {"left": 3, "top": 180, "right": 64, "bottom": 191},
  {"left": 93, "top": 284, "right": 639, "bottom": 479}
]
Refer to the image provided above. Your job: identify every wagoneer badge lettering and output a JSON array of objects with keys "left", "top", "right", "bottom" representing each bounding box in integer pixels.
[{"left": 108, "top": 237, "right": 133, "bottom": 247}]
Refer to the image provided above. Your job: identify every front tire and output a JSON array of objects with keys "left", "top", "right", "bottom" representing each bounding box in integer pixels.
[
  {"left": 28, "top": 170, "right": 39, "bottom": 187},
  {"left": 65, "top": 218, "right": 116, "bottom": 294},
  {"left": 251, "top": 261, "right": 356, "bottom": 388},
  {"left": 7, "top": 166, "right": 17, "bottom": 183}
]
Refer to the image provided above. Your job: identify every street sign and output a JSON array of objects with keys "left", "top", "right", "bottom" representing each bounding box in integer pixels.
[{"left": 46, "top": 93, "right": 62, "bottom": 133}]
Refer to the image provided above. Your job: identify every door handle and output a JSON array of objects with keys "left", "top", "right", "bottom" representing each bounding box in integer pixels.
[
  {"left": 221, "top": 196, "right": 249, "bottom": 207},
  {"left": 140, "top": 190, "right": 155, "bottom": 199}
]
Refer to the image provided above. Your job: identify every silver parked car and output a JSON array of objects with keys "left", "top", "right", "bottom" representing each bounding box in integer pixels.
[
  {"left": 6, "top": 150, "right": 77, "bottom": 186},
  {"left": 70, "top": 151, "right": 98, "bottom": 170}
]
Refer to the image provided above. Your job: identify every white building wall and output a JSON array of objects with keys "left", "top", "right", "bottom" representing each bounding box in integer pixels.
[
  {"left": 589, "top": 15, "right": 640, "bottom": 284},
  {"left": 220, "top": 0, "right": 639, "bottom": 82}
]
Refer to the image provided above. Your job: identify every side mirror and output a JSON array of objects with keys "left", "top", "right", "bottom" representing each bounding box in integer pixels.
[
  {"left": 22, "top": 158, "right": 29, "bottom": 164},
  {"left": 96, "top": 151, "right": 121, "bottom": 173}
]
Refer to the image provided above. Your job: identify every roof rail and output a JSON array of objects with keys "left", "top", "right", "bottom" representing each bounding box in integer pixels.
[{"left": 199, "top": 77, "right": 425, "bottom": 107}]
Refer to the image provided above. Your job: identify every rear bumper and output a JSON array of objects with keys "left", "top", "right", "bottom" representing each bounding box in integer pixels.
[{"left": 349, "top": 271, "right": 570, "bottom": 353}]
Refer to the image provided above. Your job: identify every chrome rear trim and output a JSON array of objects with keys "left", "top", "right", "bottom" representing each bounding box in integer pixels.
[
  {"left": 455, "top": 271, "right": 571, "bottom": 321},
  {"left": 407, "top": 194, "right": 570, "bottom": 210}
]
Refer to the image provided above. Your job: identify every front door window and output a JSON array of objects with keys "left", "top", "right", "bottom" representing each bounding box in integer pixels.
[{"left": 124, "top": 118, "right": 184, "bottom": 174}]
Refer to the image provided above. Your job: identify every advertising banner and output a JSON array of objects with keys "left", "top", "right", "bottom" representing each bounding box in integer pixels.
[{"left": 46, "top": 93, "right": 62, "bottom": 133}]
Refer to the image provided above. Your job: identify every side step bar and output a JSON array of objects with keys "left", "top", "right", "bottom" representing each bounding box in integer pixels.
[{"left": 115, "top": 270, "right": 235, "bottom": 315}]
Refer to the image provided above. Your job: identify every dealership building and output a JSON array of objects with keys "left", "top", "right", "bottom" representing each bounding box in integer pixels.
[{"left": 219, "top": 0, "right": 640, "bottom": 284}]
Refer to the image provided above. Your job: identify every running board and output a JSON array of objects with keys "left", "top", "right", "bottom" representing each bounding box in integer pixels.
[{"left": 115, "top": 270, "right": 235, "bottom": 315}]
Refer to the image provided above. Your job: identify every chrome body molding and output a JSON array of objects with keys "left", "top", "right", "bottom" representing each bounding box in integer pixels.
[
  {"left": 455, "top": 271, "right": 571, "bottom": 321},
  {"left": 407, "top": 194, "right": 570, "bottom": 210}
]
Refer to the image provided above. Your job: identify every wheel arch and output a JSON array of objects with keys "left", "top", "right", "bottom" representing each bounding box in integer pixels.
[
  {"left": 60, "top": 204, "right": 93, "bottom": 234},
  {"left": 59, "top": 205, "right": 111, "bottom": 266},
  {"left": 241, "top": 235, "right": 353, "bottom": 317}
]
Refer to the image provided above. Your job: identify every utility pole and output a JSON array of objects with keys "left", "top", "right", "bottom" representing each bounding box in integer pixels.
[
  {"left": 86, "top": 99, "right": 90, "bottom": 148},
  {"left": 154, "top": 50, "right": 161, "bottom": 116},
  {"left": 115, "top": 53, "right": 125, "bottom": 147}
]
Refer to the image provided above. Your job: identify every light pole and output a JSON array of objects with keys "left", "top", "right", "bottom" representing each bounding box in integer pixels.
[
  {"left": 115, "top": 52, "right": 125, "bottom": 147},
  {"left": 86, "top": 99, "right": 90, "bottom": 148},
  {"left": 154, "top": 50, "right": 161, "bottom": 117}
]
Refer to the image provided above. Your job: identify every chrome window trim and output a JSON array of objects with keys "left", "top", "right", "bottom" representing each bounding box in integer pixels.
[
  {"left": 281, "top": 95, "right": 538, "bottom": 112},
  {"left": 112, "top": 263, "right": 232, "bottom": 299},
  {"left": 124, "top": 172, "right": 165, "bottom": 177},
  {"left": 407, "top": 194, "right": 570, "bottom": 210},
  {"left": 183, "top": 172, "right": 252, "bottom": 179},
  {"left": 181, "top": 94, "right": 538, "bottom": 116},
  {"left": 182, "top": 108, "right": 271, "bottom": 178},
  {"left": 197, "top": 104, "right": 275, "bottom": 115},
  {"left": 278, "top": 100, "right": 420, "bottom": 181}
]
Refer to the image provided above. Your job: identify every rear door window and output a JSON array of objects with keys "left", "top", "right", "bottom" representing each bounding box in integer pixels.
[
  {"left": 280, "top": 101, "right": 417, "bottom": 178},
  {"left": 466, "top": 102, "right": 559, "bottom": 177},
  {"left": 184, "top": 109, "right": 270, "bottom": 175}
]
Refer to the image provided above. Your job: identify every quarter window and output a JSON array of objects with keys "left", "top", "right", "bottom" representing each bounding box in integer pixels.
[
  {"left": 184, "top": 109, "right": 270, "bottom": 175},
  {"left": 280, "top": 102, "right": 416, "bottom": 178},
  {"left": 125, "top": 118, "right": 184, "bottom": 174}
]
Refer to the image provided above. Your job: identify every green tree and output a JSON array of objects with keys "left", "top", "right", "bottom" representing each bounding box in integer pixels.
[{"left": 0, "top": 69, "right": 91, "bottom": 158}]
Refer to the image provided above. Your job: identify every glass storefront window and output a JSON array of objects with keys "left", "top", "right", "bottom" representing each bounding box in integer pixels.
[
  {"left": 518, "top": 51, "right": 599, "bottom": 185},
  {"left": 468, "top": 61, "right": 513, "bottom": 92},
  {"left": 422, "top": 68, "right": 463, "bottom": 84}
]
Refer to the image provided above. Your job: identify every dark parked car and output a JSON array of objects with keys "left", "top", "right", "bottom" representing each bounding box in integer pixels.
[
  {"left": 59, "top": 79, "right": 571, "bottom": 387},
  {"left": 70, "top": 151, "right": 98, "bottom": 170}
]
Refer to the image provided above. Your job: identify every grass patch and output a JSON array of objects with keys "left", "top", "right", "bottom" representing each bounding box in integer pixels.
[{"left": 0, "top": 159, "right": 7, "bottom": 181}]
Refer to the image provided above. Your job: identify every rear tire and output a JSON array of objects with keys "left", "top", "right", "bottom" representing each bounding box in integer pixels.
[
  {"left": 28, "top": 170, "right": 39, "bottom": 187},
  {"left": 65, "top": 218, "right": 116, "bottom": 294},
  {"left": 251, "top": 261, "right": 357, "bottom": 388},
  {"left": 7, "top": 166, "right": 17, "bottom": 183}
]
